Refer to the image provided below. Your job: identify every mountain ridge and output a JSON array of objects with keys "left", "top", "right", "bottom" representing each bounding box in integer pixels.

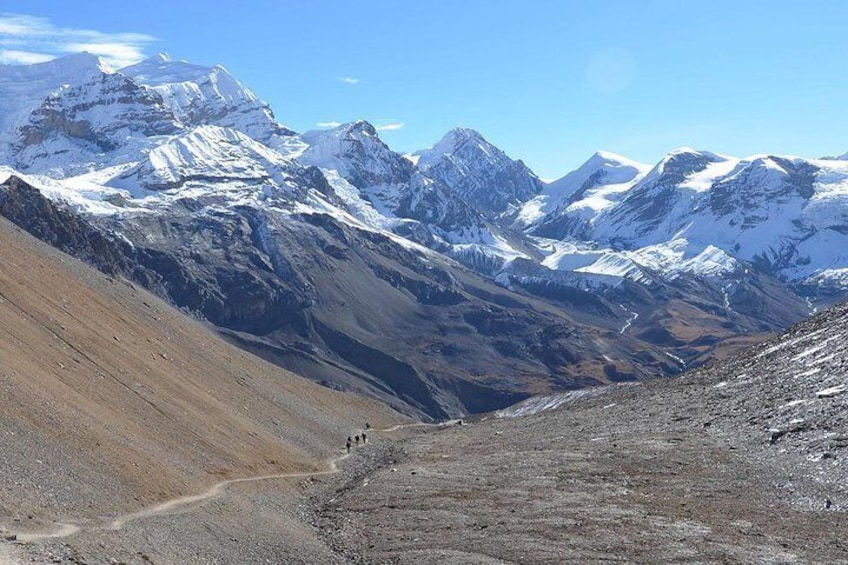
[{"left": 0, "top": 52, "right": 846, "bottom": 417}]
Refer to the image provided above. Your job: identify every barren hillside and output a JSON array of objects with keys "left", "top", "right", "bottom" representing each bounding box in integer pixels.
[
  {"left": 311, "top": 303, "right": 848, "bottom": 564},
  {"left": 0, "top": 215, "right": 399, "bottom": 532}
]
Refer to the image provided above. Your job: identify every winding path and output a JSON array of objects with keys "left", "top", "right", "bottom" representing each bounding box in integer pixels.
[{"left": 7, "top": 420, "right": 455, "bottom": 543}]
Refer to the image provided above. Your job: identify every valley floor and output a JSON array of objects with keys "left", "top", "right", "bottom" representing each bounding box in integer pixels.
[
  {"left": 3, "top": 377, "right": 846, "bottom": 564},
  {"left": 312, "top": 386, "right": 847, "bottom": 564}
]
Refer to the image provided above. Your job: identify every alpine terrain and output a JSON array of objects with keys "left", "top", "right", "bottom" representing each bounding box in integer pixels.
[
  {"left": 0, "top": 45, "right": 846, "bottom": 565},
  {"left": 2, "top": 53, "right": 846, "bottom": 420},
  {"left": 310, "top": 300, "right": 848, "bottom": 563}
]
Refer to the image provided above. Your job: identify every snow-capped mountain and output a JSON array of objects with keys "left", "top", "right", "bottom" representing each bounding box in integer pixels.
[
  {"left": 111, "top": 124, "right": 308, "bottom": 193},
  {"left": 517, "top": 151, "right": 650, "bottom": 238},
  {"left": 296, "top": 120, "right": 511, "bottom": 259},
  {"left": 0, "top": 53, "right": 171, "bottom": 173},
  {"left": 0, "top": 53, "right": 112, "bottom": 148},
  {"left": 529, "top": 148, "right": 848, "bottom": 294},
  {"left": 122, "top": 54, "right": 294, "bottom": 146},
  {"left": 0, "top": 51, "right": 846, "bottom": 417},
  {"left": 15, "top": 70, "right": 181, "bottom": 174},
  {"left": 415, "top": 128, "right": 543, "bottom": 217}
]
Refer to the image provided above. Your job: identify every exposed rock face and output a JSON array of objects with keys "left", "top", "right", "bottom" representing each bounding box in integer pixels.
[
  {"left": 416, "top": 128, "right": 543, "bottom": 217},
  {"left": 0, "top": 175, "right": 147, "bottom": 280},
  {"left": 122, "top": 53, "right": 294, "bottom": 145},
  {"left": 15, "top": 72, "right": 180, "bottom": 172},
  {"left": 299, "top": 121, "right": 484, "bottom": 237}
]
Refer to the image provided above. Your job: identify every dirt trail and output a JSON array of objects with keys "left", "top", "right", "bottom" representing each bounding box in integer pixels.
[
  {"left": 15, "top": 524, "right": 81, "bottom": 543},
  {"left": 7, "top": 420, "right": 434, "bottom": 544},
  {"left": 107, "top": 452, "right": 352, "bottom": 531}
]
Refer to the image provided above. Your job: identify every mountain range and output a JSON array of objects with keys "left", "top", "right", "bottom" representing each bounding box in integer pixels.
[{"left": 1, "top": 52, "right": 847, "bottom": 417}]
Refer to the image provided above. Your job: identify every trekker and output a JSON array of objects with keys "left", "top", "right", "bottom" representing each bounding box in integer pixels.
[
  {"left": 365, "top": 422, "right": 371, "bottom": 430},
  {"left": 362, "top": 432, "right": 367, "bottom": 443},
  {"left": 346, "top": 439, "right": 352, "bottom": 453},
  {"left": 355, "top": 435, "right": 360, "bottom": 445}
]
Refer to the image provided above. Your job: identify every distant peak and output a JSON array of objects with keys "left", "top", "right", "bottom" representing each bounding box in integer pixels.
[
  {"left": 572, "top": 151, "right": 649, "bottom": 176},
  {"left": 300, "top": 120, "right": 380, "bottom": 146},
  {"left": 587, "top": 150, "right": 641, "bottom": 166},
  {"left": 416, "top": 127, "right": 492, "bottom": 163},
  {"left": 47, "top": 51, "right": 114, "bottom": 74},
  {"left": 440, "top": 127, "right": 489, "bottom": 150},
  {"left": 446, "top": 127, "right": 484, "bottom": 141},
  {"left": 547, "top": 150, "right": 647, "bottom": 190},
  {"left": 667, "top": 146, "right": 700, "bottom": 156},
  {"left": 343, "top": 119, "right": 377, "bottom": 135},
  {"left": 663, "top": 146, "right": 728, "bottom": 162}
]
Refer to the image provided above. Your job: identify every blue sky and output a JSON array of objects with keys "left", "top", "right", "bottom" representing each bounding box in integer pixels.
[{"left": 2, "top": 1, "right": 847, "bottom": 178}]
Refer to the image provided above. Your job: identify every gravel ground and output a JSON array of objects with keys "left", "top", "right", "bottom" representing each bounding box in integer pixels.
[
  {"left": 308, "top": 305, "right": 848, "bottom": 564},
  {"left": 3, "top": 386, "right": 845, "bottom": 564},
  {"left": 312, "top": 391, "right": 846, "bottom": 564}
]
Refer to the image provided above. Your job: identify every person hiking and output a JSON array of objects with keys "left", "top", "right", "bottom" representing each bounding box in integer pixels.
[
  {"left": 365, "top": 422, "right": 371, "bottom": 430},
  {"left": 355, "top": 435, "right": 360, "bottom": 445},
  {"left": 346, "top": 438, "right": 352, "bottom": 453},
  {"left": 362, "top": 431, "right": 367, "bottom": 444}
]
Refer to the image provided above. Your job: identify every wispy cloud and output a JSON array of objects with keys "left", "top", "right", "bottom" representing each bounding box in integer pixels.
[
  {"left": 316, "top": 120, "right": 342, "bottom": 128},
  {"left": 0, "top": 49, "right": 53, "bottom": 64},
  {"left": 376, "top": 121, "right": 404, "bottom": 132},
  {"left": 338, "top": 76, "right": 359, "bottom": 85},
  {"left": 0, "top": 13, "right": 156, "bottom": 68}
]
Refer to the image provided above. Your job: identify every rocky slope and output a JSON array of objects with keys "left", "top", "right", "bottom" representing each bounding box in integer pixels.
[
  {"left": 312, "top": 299, "right": 848, "bottom": 564},
  {"left": 415, "top": 127, "right": 543, "bottom": 217}
]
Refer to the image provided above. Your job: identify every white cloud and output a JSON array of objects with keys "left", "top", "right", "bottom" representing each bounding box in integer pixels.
[
  {"left": 0, "top": 13, "right": 156, "bottom": 68},
  {"left": 376, "top": 122, "right": 404, "bottom": 132},
  {"left": 338, "top": 76, "right": 359, "bottom": 85},
  {"left": 316, "top": 121, "right": 342, "bottom": 128},
  {"left": 0, "top": 49, "right": 54, "bottom": 65}
]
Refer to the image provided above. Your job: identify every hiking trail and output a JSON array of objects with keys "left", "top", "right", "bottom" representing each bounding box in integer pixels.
[{"left": 5, "top": 420, "right": 456, "bottom": 543}]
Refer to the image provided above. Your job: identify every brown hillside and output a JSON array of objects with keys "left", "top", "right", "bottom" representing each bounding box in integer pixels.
[{"left": 0, "top": 216, "right": 400, "bottom": 522}]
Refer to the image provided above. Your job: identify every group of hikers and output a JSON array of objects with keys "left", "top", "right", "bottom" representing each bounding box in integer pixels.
[{"left": 345, "top": 422, "right": 371, "bottom": 453}]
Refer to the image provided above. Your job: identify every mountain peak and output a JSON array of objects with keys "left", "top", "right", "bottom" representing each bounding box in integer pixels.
[
  {"left": 582, "top": 151, "right": 647, "bottom": 171},
  {"left": 122, "top": 55, "right": 214, "bottom": 84},
  {"left": 37, "top": 52, "right": 114, "bottom": 75},
  {"left": 414, "top": 126, "right": 542, "bottom": 216},
  {"left": 534, "top": 151, "right": 648, "bottom": 214},
  {"left": 121, "top": 54, "right": 291, "bottom": 143},
  {"left": 345, "top": 119, "right": 378, "bottom": 136},
  {"left": 298, "top": 119, "right": 412, "bottom": 188},
  {"left": 420, "top": 127, "right": 489, "bottom": 160},
  {"left": 303, "top": 120, "right": 379, "bottom": 141},
  {"left": 662, "top": 146, "right": 728, "bottom": 163},
  {"left": 444, "top": 127, "right": 485, "bottom": 143}
]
